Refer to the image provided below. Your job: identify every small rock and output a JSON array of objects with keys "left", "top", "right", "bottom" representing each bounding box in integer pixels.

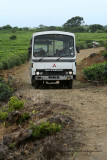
[
  {"left": 44, "top": 100, "right": 51, "bottom": 105},
  {"left": 3, "top": 129, "right": 32, "bottom": 147},
  {"left": 0, "top": 142, "right": 8, "bottom": 160},
  {"left": 3, "top": 134, "right": 13, "bottom": 146},
  {"left": 16, "top": 129, "right": 32, "bottom": 145},
  {"left": 7, "top": 111, "right": 22, "bottom": 124}
]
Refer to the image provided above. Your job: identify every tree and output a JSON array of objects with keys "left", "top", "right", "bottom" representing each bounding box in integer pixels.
[
  {"left": 89, "top": 24, "right": 104, "bottom": 32},
  {"left": 63, "top": 16, "right": 84, "bottom": 28},
  {"left": 2, "top": 25, "right": 12, "bottom": 30}
]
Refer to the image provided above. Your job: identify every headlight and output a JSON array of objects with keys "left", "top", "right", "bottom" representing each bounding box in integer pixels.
[
  {"left": 69, "top": 71, "right": 73, "bottom": 75},
  {"left": 36, "top": 72, "right": 43, "bottom": 75},
  {"left": 36, "top": 72, "right": 40, "bottom": 75}
]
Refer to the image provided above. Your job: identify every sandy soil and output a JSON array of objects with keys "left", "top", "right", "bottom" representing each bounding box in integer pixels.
[{"left": 0, "top": 47, "right": 107, "bottom": 160}]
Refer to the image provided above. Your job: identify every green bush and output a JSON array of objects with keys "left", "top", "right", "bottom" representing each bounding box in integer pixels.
[
  {"left": 8, "top": 96, "right": 24, "bottom": 111},
  {"left": 9, "top": 35, "right": 17, "bottom": 40},
  {"left": 0, "top": 78, "right": 13, "bottom": 102},
  {"left": 30, "top": 121, "right": 62, "bottom": 138},
  {"left": 83, "top": 62, "right": 107, "bottom": 84}
]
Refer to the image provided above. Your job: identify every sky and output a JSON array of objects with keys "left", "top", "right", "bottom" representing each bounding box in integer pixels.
[{"left": 0, "top": 0, "right": 107, "bottom": 28}]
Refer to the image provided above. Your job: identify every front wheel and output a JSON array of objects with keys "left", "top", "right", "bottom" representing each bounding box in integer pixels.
[
  {"left": 67, "top": 80, "right": 73, "bottom": 89},
  {"left": 35, "top": 80, "right": 39, "bottom": 89},
  {"left": 31, "top": 76, "right": 35, "bottom": 86}
]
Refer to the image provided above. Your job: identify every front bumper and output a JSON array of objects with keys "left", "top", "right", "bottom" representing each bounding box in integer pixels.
[{"left": 35, "top": 75, "right": 73, "bottom": 81}]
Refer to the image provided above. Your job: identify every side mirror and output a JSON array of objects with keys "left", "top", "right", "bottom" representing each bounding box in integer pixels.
[
  {"left": 76, "top": 47, "right": 80, "bottom": 53},
  {"left": 28, "top": 47, "right": 32, "bottom": 54}
]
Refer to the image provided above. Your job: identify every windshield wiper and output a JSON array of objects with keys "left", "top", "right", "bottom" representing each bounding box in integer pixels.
[
  {"left": 38, "top": 57, "right": 45, "bottom": 61},
  {"left": 57, "top": 56, "right": 62, "bottom": 61}
]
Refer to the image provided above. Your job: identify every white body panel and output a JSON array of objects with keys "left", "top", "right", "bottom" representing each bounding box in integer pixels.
[{"left": 31, "top": 61, "right": 76, "bottom": 75}]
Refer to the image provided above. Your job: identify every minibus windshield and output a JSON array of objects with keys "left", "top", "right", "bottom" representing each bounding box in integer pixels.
[{"left": 33, "top": 34, "right": 74, "bottom": 57}]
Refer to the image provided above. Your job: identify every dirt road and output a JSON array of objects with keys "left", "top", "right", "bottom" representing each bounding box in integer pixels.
[{"left": 1, "top": 47, "right": 107, "bottom": 160}]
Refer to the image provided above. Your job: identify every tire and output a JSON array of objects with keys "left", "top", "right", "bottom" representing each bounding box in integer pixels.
[
  {"left": 34, "top": 80, "right": 39, "bottom": 89},
  {"left": 31, "top": 76, "right": 35, "bottom": 86},
  {"left": 67, "top": 80, "right": 73, "bottom": 89}
]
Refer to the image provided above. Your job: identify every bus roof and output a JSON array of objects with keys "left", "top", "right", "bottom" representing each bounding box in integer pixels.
[{"left": 32, "top": 31, "right": 75, "bottom": 38}]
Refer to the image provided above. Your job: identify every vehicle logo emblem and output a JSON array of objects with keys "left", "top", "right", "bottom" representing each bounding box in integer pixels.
[{"left": 52, "top": 64, "right": 56, "bottom": 67}]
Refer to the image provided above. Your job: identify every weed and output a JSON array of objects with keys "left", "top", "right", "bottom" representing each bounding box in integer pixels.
[
  {"left": 22, "top": 112, "right": 31, "bottom": 120},
  {"left": 9, "top": 143, "right": 16, "bottom": 149},
  {"left": 0, "top": 110, "right": 8, "bottom": 120}
]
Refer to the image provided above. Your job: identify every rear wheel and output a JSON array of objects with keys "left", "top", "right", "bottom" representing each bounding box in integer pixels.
[{"left": 67, "top": 80, "right": 73, "bottom": 89}]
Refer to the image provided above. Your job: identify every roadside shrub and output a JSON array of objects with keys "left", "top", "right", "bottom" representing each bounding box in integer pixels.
[
  {"left": 8, "top": 96, "right": 24, "bottom": 111},
  {"left": 9, "top": 35, "right": 17, "bottom": 40},
  {"left": 30, "top": 121, "right": 62, "bottom": 138},
  {"left": 0, "top": 78, "right": 13, "bottom": 102},
  {"left": 83, "top": 62, "right": 107, "bottom": 84}
]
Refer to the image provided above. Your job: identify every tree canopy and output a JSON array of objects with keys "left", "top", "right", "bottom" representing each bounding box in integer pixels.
[{"left": 63, "top": 16, "right": 84, "bottom": 28}]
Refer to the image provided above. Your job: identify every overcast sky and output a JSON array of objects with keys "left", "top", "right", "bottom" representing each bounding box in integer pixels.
[{"left": 0, "top": 0, "right": 107, "bottom": 27}]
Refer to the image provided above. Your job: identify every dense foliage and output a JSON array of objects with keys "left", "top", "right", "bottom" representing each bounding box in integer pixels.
[{"left": 83, "top": 62, "right": 107, "bottom": 84}]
